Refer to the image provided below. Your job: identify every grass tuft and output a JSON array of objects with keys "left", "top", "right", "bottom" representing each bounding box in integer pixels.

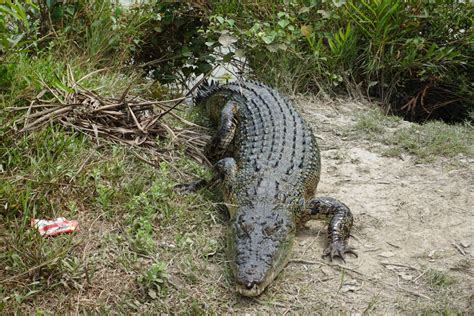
[
  {"left": 352, "top": 108, "right": 473, "bottom": 162},
  {"left": 422, "top": 269, "right": 456, "bottom": 290}
]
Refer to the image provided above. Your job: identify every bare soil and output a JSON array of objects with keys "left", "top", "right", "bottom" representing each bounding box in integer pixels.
[{"left": 220, "top": 97, "right": 473, "bottom": 314}]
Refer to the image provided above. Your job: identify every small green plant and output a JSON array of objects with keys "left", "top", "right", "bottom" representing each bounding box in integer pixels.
[
  {"left": 354, "top": 107, "right": 401, "bottom": 136},
  {"left": 137, "top": 262, "right": 169, "bottom": 299},
  {"left": 422, "top": 269, "right": 456, "bottom": 290}
]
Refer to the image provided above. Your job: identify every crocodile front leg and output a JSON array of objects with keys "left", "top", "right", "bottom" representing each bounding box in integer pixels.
[
  {"left": 176, "top": 100, "right": 238, "bottom": 193},
  {"left": 304, "top": 197, "right": 357, "bottom": 261},
  {"left": 174, "top": 157, "right": 237, "bottom": 196},
  {"left": 206, "top": 101, "right": 239, "bottom": 162}
]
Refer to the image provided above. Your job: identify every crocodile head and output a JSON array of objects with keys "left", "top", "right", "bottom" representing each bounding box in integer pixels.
[{"left": 227, "top": 204, "right": 296, "bottom": 297}]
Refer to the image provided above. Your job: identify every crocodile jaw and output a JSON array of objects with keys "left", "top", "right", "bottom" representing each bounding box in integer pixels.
[
  {"left": 229, "top": 217, "right": 295, "bottom": 297},
  {"left": 235, "top": 269, "right": 277, "bottom": 297}
]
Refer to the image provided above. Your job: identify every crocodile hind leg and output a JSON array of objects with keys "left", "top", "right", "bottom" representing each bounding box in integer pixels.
[{"left": 304, "top": 197, "right": 357, "bottom": 261}]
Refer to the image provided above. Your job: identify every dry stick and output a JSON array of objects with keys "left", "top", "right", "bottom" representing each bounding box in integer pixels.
[
  {"left": 23, "top": 100, "right": 35, "bottom": 130},
  {"left": 21, "top": 105, "right": 74, "bottom": 131},
  {"left": 380, "top": 261, "right": 421, "bottom": 271},
  {"left": 412, "top": 269, "right": 429, "bottom": 283},
  {"left": 91, "top": 103, "right": 123, "bottom": 113},
  {"left": 130, "top": 151, "right": 160, "bottom": 168},
  {"left": 161, "top": 122, "right": 177, "bottom": 140},
  {"left": 77, "top": 67, "right": 109, "bottom": 83},
  {"left": 6, "top": 104, "right": 60, "bottom": 111},
  {"left": 290, "top": 258, "right": 432, "bottom": 300},
  {"left": 157, "top": 72, "right": 211, "bottom": 120},
  {"left": 20, "top": 103, "right": 81, "bottom": 120},
  {"left": 452, "top": 242, "right": 466, "bottom": 256},
  {"left": 119, "top": 83, "right": 133, "bottom": 104},
  {"left": 143, "top": 115, "right": 160, "bottom": 130},
  {"left": 37, "top": 77, "right": 66, "bottom": 105},
  {"left": 127, "top": 104, "right": 146, "bottom": 134},
  {"left": 101, "top": 110, "right": 124, "bottom": 116}
]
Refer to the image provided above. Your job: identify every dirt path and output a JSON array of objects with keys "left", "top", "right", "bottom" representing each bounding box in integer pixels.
[{"left": 229, "top": 98, "right": 473, "bottom": 314}]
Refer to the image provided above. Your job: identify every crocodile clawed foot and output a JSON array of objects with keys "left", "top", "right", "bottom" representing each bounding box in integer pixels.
[
  {"left": 322, "top": 240, "right": 358, "bottom": 262},
  {"left": 174, "top": 179, "right": 207, "bottom": 194}
]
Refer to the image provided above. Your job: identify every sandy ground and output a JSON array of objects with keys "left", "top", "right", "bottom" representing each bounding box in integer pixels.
[{"left": 221, "top": 97, "right": 473, "bottom": 314}]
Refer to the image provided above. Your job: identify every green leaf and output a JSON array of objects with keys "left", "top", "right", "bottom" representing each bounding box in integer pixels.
[
  {"left": 278, "top": 19, "right": 290, "bottom": 29},
  {"left": 262, "top": 33, "right": 276, "bottom": 44},
  {"left": 218, "top": 33, "right": 237, "bottom": 47},
  {"left": 46, "top": 0, "right": 56, "bottom": 9}
]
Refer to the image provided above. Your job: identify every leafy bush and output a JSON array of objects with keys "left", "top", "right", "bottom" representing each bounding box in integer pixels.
[
  {"left": 206, "top": 0, "right": 473, "bottom": 122},
  {"left": 0, "top": 0, "right": 38, "bottom": 53},
  {"left": 0, "top": 1, "right": 39, "bottom": 90},
  {"left": 35, "top": 0, "right": 150, "bottom": 64},
  {"left": 132, "top": 2, "right": 215, "bottom": 83}
]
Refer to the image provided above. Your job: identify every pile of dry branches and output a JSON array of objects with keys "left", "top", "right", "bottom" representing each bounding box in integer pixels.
[{"left": 9, "top": 68, "right": 211, "bottom": 165}]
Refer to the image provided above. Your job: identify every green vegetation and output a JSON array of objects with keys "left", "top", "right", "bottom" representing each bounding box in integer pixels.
[
  {"left": 422, "top": 269, "right": 456, "bottom": 290},
  {"left": 353, "top": 108, "right": 473, "bottom": 162},
  {"left": 0, "top": 1, "right": 218, "bottom": 313},
  {"left": 207, "top": 0, "right": 473, "bottom": 122}
]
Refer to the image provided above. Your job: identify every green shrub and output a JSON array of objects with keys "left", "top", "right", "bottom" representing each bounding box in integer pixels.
[
  {"left": 206, "top": 0, "right": 473, "bottom": 122},
  {"left": 0, "top": 0, "right": 39, "bottom": 53},
  {"left": 132, "top": 2, "right": 215, "bottom": 83}
]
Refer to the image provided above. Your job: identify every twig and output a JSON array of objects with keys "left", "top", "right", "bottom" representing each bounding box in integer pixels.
[
  {"left": 69, "top": 152, "right": 95, "bottom": 183},
  {"left": 119, "top": 83, "right": 132, "bottom": 104},
  {"left": 156, "top": 70, "right": 213, "bottom": 120},
  {"left": 289, "top": 258, "right": 321, "bottom": 265},
  {"left": 386, "top": 242, "right": 401, "bottom": 249},
  {"left": 21, "top": 105, "right": 74, "bottom": 131},
  {"left": 380, "top": 261, "right": 420, "bottom": 271},
  {"left": 127, "top": 104, "right": 146, "bottom": 134},
  {"left": 130, "top": 151, "right": 160, "bottom": 168},
  {"left": 452, "top": 242, "right": 466, "bottom": 256}
]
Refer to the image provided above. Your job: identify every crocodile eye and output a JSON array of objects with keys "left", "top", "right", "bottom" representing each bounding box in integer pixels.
[
  {"left": 237, "top": 221, "right": 253, "bottom": 237},
  {"left": 263, "top": 224, "right": 278, "bottom": 236}
]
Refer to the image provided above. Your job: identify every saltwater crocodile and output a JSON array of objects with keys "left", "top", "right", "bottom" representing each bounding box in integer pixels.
[{"left": 179, "top": 80, "right": 356, "bottom": 297}]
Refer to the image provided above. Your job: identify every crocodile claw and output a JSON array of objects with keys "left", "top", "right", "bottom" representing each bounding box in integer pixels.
[
  {"left": 322, "top": 240, "right": 358, "bottom": 262},
  {"left": 174, "top": 179, "right": 207, "bottom": 194}
]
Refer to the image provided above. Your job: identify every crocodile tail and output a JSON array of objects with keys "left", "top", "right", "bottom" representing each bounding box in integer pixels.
[{"left": 195, "top": 79, "right": 220, "bottom": 104}]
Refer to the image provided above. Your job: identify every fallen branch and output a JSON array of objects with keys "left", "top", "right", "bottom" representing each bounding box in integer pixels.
[{"left": 11, "top": 69, "right": 210, "bottom": 166}]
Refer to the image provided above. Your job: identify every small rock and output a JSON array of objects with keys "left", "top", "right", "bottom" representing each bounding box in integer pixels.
[
  {"left": 398, "top": 271, "right": 413, "bottom": 281},
  {"left": 428, "top": 249, "right": 437, "bottom": 258},
  {"left": 321, "top": 267, "right": 333, "bottom": 276},
  {"left": 341, "top": 280, "right": 361, "bottom": 292},
  {"left": 378, "top": 251, "right": 395, "bottom": 258},
  {"left": 148, "top": 289, "right": 157, "bottom": 299},
  {"left": 159, "top": 241, "right": 176, "bottom": 249}
]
